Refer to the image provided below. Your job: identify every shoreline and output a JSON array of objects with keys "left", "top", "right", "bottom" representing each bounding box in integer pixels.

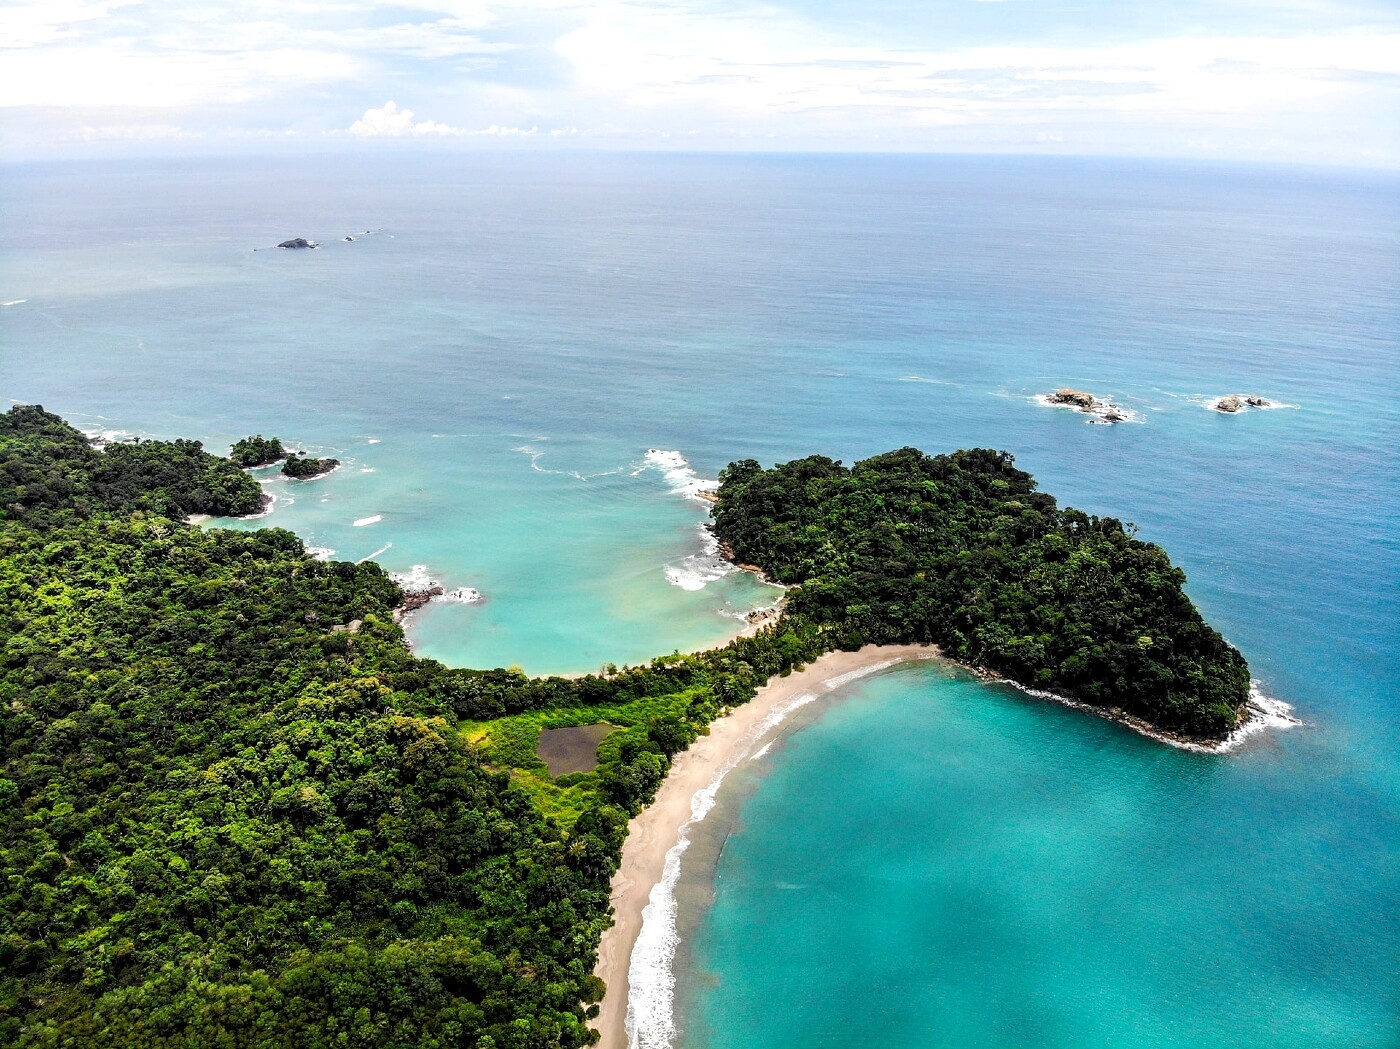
[
  {"left": 589, "top": 643, "right": 1293, "bottom": 1049},
  {"left": 592, "top": 643, "right": 941, "bottom": 1049}
]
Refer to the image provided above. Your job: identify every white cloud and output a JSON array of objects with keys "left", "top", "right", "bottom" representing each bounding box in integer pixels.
[
  {"left": 1, "top": 0, "right": 1397, "bottom": 163},
  {"left": 0, "top": 0, "right": 139, "bottom": 49},
  {"left": 347, "top": 100, "right": 466, "bottom": 136},
  {"left": 0, "top": 44, "right": 357, "bottom": 108}
]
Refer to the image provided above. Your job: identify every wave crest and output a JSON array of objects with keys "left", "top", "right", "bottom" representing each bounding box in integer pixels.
[{"left": 642, "top": 449, "right": 719, "bottom": 502}]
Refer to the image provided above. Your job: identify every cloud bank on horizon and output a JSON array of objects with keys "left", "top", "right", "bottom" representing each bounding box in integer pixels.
[{"left": 1, "top": 0, "right": 1397, "bottom": 165}]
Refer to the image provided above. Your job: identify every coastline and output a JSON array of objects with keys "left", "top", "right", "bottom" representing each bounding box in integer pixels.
[
  {"left": 592, "top": 643, "right": 941, "bottom": 1049},
  {"left": 589, "top": 641, "right": 1294, "bottom": 1048}
]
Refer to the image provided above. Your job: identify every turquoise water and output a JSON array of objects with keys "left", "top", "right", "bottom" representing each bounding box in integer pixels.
[
  {"left": 2, "top": 153, "right": 1397, "bottom": 1045},
  {"left": 677, "top": 665, "right": 1398, "bottom": 1048}
]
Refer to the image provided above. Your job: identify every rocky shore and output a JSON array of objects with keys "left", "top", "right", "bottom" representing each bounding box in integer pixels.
[{"left": 390, "top": 567, "right": 482, "bottom": 622}]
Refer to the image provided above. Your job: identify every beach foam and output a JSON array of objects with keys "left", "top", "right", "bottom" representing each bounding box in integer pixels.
[
  {"left": 306, "top": 546, "right": 335, "bottom": 561},
  {"left": 626, "top": 690, "right": 818, "bottom": 1049},
  {"left": 353, "top": 514, "right": 383, "bottom": 527},
  {"left": 822, "top": 659, "right": 904, "bottom": 690}
]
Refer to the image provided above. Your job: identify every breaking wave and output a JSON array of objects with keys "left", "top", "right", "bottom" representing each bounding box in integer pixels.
[
  {"left": 640, "top": 449, "right": 719, "bottom": 502},
  {"left": 664, "top": 524, "right": 734, "bottom": 592}
]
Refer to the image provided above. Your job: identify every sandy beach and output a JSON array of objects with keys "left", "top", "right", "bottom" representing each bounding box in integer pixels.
[{"left": 591, "top": 643, "right": 941, "bottom": 1049}]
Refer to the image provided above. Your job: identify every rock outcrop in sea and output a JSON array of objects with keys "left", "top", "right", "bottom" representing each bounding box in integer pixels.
[
  {"left": 1040, "top": 388, "right": 1130, "bottom": 424},
  {"left": 1212, "top": 394, "right": 1276, "bottom": 413},
  {"left": 388, "top": 565, "right": 483, "bottom": 621},
  {"left": 278, "top": 238, "right": 315, "bottom": 249}
]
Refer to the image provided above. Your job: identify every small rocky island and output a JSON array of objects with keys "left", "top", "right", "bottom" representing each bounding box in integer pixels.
[
  {"left": 278, "top": 238, "right": 315, "bottom": 249},
  {"left": 281, "top": 453, "right": 340, "bottom": 479},
  {"left": 1043, "top": 388, "right": 1129, "bottom": 423},
  {"left": 1212, "top": 394, "right": 1276, "bottom": 413}
]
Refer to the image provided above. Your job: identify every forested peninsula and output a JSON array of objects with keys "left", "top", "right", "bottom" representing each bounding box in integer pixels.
[{"left": 0, "top": 407, "right": 1248, "bottom": 1047}]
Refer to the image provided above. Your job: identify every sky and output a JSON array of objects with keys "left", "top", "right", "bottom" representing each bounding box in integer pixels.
[{"left": 1, "top": 0, "right": 1398, "bottom": 165}]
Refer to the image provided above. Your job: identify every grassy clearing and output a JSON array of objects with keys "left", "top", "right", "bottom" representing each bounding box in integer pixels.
[{"left": 458, "top": 686, "right": 710, "bottom": 827}]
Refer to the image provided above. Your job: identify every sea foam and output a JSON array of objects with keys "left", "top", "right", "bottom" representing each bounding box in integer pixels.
[
  {"left": 642, "top": 448, "right": 720, "bottom": 502},
  {"left": 387, "top": 565, "right": 483, "bottom": 605},
  {"left": 515, "top": 443, "right": 627, "bottom": 481},
  {"left": 353, "top": 514, "right": 383, "bottom": 527},
  {"left": 626, "top": 690, "right": 818, "bottom": 1049},
  {"left": 1220, "top": 683, "right": 1302, "bottom": 750},
  {"left": 992, "top": 675, "right": 1299, "bottom": 753},
  {"left": 664, "top": 524, "right": 734, "bottom": 592}
]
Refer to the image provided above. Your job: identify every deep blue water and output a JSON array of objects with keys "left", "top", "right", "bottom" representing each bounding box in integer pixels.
[{"left": 2, "top": 152, "right": 1397, "bottom": 1046}]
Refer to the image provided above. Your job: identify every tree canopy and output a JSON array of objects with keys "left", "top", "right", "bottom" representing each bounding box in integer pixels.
[
  {"left": 710, "top": 447, "right": 1249, "bottom": 736},
  {"left": 230, "top": 435, "right": 286, "bottom": 468},
  {"left": 0, "top": 408, "right": 1251, "bottom": 1047}
]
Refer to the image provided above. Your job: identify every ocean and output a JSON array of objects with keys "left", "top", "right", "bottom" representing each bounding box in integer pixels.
[{"left": 2, "top": 151, "right": 1397, "bottom": 1047}]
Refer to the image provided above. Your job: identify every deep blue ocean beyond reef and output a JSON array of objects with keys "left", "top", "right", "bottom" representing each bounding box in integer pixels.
[{"left": 2, "top": 153, "right": 1397, "bottom": 1047}]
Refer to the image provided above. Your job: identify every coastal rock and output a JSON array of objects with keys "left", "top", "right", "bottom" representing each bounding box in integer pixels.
[
  {"left": 397, "top": 586, "right": 444, "bottom": 613},
  {"left": 388, "top": 566, "right": 482, "bottom": 617},
  {"left": 745, "top": 606, "right": 781, "bottom": 629},
  {"left": 1040, "top": 388, "right": 1132, "bottom": 424},
  {"left": 1049, "top": 388, "right": 1097, "bottom": 409},
  {"left": 278, "top": 238, "right": 315, "bottom": 249},
  {"left": 1212, "top": 394, "right": 1276, "bottom": 413}
]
